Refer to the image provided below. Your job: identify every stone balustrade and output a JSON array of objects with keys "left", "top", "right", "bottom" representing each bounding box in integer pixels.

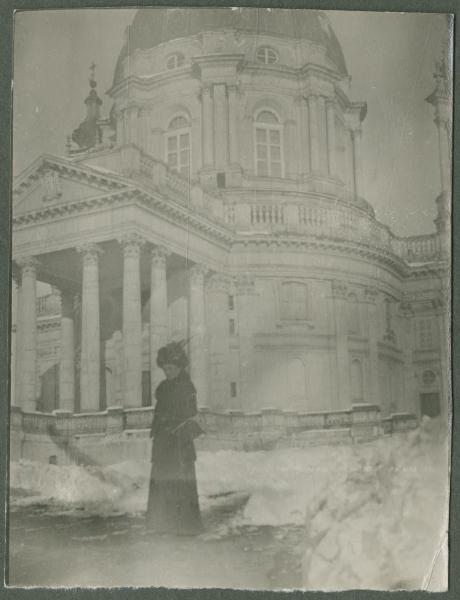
[
  {"left": 36, "top": 293, "right": 61, "bottom": 318},
  {"left": 11, "top": 404, "right": 417, "bottom": 443}
]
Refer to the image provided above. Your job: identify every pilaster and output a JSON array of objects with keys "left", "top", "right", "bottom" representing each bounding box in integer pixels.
[
  {"left": 207, "top": 273, "right": 231, "bottom": 410},
  {"left": 331, "top": 279, "right": 350, "bottom": 409}
]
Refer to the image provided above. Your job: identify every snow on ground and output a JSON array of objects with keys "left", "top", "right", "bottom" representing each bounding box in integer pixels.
[{"left": 10, "top": 417, "right": 449, "bottom": 590}]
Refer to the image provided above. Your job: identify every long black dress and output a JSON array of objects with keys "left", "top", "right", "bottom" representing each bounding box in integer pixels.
[{"left": 146, "top": 369, "right": 203, "bottom": 534}]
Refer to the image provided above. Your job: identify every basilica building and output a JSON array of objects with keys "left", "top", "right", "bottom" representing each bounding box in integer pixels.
[{"left": 11, "top": 8, "right": 451, "bottom": 437}]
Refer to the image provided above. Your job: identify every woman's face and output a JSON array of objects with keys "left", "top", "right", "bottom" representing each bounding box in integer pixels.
[{"left": 162, "top": 364, "right": 181, "bottom": 380}]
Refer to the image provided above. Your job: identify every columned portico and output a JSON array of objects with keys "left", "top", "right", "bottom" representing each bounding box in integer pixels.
[
  {"left": 16, "top": 257, "right": 39, "bottom": 412},
  {"left": 120, "top": 233, "right": 144, "bottom": 408},
  {"left": 78, "top": 243, "right": 102, "bottom": 412},
  {"left": 150, "top": 245, "right": 170, "bottom": 394},
  {"left": 189, "top": 264, "right": 208, "bottom": 406}
]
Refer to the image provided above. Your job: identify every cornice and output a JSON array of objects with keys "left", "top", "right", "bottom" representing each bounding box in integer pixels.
[{"left": 13, "top": 155, "right": 129, "bottom": 199}]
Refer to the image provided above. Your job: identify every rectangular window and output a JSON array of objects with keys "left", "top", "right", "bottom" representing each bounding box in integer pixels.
[
  {"left": 228, "top": 295, "right": 234, "bottom": 310},
  {"left": 229, "top": 318, "right": 235, "bottom": 335},
  {"left": 230, "top": 382, "right": 237, "bottom": 398},
  {"left": 167, "top": 131, "right": 190, "bottom": 177},
  {"left": 255, "top": 126, "right": 282, "bottom": 177}
]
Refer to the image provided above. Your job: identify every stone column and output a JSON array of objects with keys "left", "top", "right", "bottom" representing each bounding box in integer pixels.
[
  {"left": 78, "top": 243, "right": 102, "bottom": 412},
  {"left": 236, "top": 275, "right": 258, "bottom": 410},
  {"left": 16, "top": 257, "right": 39, "bottom": 412},
  {"left": 213, "top": 83, "right": 228, "bottom": 169},
  {"left": 201, "top": 84, "right": 214, "bottom": 169},
  {"left": 189, "top": 264, "right": 208, "bottom": 406},
  {"left": 227, "top": 84, "right": 240, "bottom": 166},
  {"left": 120, "top": 233, "right": 145, "bottom": 408},
  {"left": 352, "top": 127, "right": 363, "bottom": 198},
  {"left": 207, "top": 273, "right": 231, "bottom": 410},
  {"left": 326, "top": 99, "right": 337, "bottom": 176},
  {"left": 59, "top": 292, "right": 75, "bottom": 412},
  {"left": 332, "top": 280, "right": 350, "bottom": 410},
  {"left": 150, "top": 245, "right": 170, "bottom": 394},
  {"left": 364, "top": 286, "right": 380, "bottom": 407},
  {"left": 307, "top": 94, "right": 321, "bottom": 173}
]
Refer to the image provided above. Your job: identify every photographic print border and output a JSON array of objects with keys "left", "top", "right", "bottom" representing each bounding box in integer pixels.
[{"left": 0, "top": 0, "right": 458, "bottom": 597}]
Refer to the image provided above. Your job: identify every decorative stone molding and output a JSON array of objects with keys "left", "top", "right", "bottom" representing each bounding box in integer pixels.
[
  {"left": 207, "top": 272, "right": 231, "bottom": 294},
  {"left": 16, "top": 256, "right": 40, "bottom": 277},
  {"left": 40, "top": 169, "right": 62, "bottom": 202},
  {"left": 331, "top": 280, "right": 348, "bottom": 299},
  {"left": 77, "top": 242, "right": 103, "bottom": 265},
  {"left": 399, "top": 300, "right": 413, "bottom": 316},
  {"left": 150, "top": 244, "right": 171, "bottom": 265},
  {"left": 236, "top": 274, "right": 256, "bottom": 295},
  {"left": 364, "top": 286, "right": 379, "bottom": 303},
  {"left": 189, "top": 263, "right": 209, "bottom": 284},
  {"left": 118, "top": 232, "right": 146, "bottom": 257}
]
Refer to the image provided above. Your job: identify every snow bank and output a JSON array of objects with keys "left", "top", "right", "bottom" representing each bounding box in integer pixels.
[
  {"left": 302, "top": 418, "right": 449, "bottom": 591},
  {"left": 10, "top": 418, "right": 449, "bottom": 590}
]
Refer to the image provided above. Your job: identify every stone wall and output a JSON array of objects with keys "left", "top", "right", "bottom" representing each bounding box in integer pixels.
[{"left": 10, "top": 404, "right": 418, "bottom": 466}]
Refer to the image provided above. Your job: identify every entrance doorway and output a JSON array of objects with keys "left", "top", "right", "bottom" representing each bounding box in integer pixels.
[{"left": 420, "top": 392, "right": 441, "bottom": 418}]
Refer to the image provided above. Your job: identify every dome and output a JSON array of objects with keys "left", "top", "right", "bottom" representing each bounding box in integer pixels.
[{"left": 112, "top": 7, "right": 347, "bottom": 87}]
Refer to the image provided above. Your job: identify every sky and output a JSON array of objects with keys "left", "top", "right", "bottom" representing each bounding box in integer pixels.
[{"left": 13, "top": 8, "right": 451, "bottom": 236}]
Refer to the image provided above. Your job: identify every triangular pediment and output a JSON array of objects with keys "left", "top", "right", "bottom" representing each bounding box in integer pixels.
[{"left": 13, "top": 154, "right": 133, "bottom": 215}]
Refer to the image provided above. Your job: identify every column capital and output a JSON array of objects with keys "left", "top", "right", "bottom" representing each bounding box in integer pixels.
[
  {"left": 77, "top": 242, "right": 103, "bottom": 265},
  {"left": 364, "top": 286, "right": 379, "bottom": 304},
  {"left": 16, "top": 256, "right": 40, "bottom": 276},
  {"left": 151, "top": 244, "right": 171, "bottom": 265},
  {"left": 207, "top": 272, "right": 231, "bottom": 294},
  {"left": 236, "top": 273, "right": 256, "bottom": 295},
  {"left": 331, "top": 280, "right": 348, "bottom": 299},
  {"left": 118, "top": 233, "right": 146, "bottom": 257},
  {"left": 190, "top": 263, "right": 209, "bottom": 284}
]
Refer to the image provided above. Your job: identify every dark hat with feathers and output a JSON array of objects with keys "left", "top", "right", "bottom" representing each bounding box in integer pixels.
[{"left": 157, "top": 340, "right": 189, "bottom": 369}]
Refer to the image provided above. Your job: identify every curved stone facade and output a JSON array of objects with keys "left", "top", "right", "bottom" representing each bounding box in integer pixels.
[{"left": 12, "top": 9, "right": 450, "bottom": 423}]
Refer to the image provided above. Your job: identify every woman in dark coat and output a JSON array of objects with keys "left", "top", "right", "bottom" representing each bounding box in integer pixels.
[{"left": 146, "top": 341, "right": 203, "bottom": 535}]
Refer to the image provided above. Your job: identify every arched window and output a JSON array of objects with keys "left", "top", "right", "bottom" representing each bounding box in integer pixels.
[
  {"left": 280, "top": 282, "right": 310, "bottom": 320},
  {"left": 347, "top": 293, "right": 361, "bottom": 335},
  {"left": 166, "top": 115, "right": 191, "bottom": 177},
  {"left": 166, "top": 53, "right": 185, "bottom": 70},
  {"left": 256, "top": 46, "right": 279, "bottom": 65},
  {"left": 254, "top": 110, "right": 283, "bottom": 178}
]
